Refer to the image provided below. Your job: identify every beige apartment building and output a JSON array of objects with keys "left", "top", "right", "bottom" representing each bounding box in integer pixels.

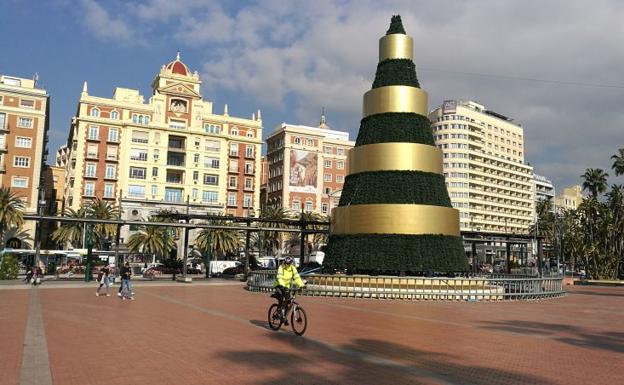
[
  {"left": 555, "top": 185, "right": 583, "bottom": 212},
  {"left": 61, "top": 54, "right": 262, "bottom": 242},
  {"left": 429, "top": 100, "right": 535, "bottom": 234},
  {"left": 0, "top": 74, "right": 50, "bottom": 238},
  {"left": 266, "top": 114, "right": 354, "bottom": 216}
]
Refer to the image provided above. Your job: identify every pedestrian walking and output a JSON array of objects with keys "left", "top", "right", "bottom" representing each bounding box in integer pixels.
[
  {"left": 119, "top": 262, "right": 135, "bottom": 301},
  {"left": 96, "top": 265, "right": 111, "bottom": 297},
  {"left": 33, "top": 266, "right": 43, "bottom": 286}
]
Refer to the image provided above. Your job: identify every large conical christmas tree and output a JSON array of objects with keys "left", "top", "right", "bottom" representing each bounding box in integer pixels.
[{"left": 324, "top": 15, "right": 468, "bottom": 274}]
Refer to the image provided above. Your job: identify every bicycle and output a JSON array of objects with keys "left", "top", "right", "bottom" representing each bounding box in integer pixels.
[{"left": 268, "top": 288, "right": 308, "bottom": 336}]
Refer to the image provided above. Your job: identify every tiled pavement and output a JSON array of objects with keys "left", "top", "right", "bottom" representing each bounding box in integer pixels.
[{"left": 1, "top": 281, "right": 622, "bottom": 385}]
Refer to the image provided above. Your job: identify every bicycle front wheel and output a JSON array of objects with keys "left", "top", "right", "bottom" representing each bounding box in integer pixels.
[
  {"left": 290, "top": 306, "right": 307, "bottom": 336},
  {"left": 268, "top": 304, "right": 283, "bottom": 330}
]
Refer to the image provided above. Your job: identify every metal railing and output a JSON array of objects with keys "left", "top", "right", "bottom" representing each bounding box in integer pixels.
[{"left": 247, "top": 270, "right": 565, "bottom": 301}]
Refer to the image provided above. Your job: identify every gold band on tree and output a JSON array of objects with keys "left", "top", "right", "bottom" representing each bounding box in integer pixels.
[
  {"left": 379, "top": 34, "right": 413, "bottom": 61},
  {"left": 331, "top": 204, "right": 461, "bottom": 236},
  {"left": 349, "top": 143, "right": 443, "bottom": 175},
  {"left": 362, "top": 86, "right": 428, "bottom": 117}
]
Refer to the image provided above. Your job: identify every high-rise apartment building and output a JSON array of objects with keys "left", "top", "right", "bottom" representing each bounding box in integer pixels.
[
  {"left": 534, "top": 174, "right": 555, "bottom": 204},
  {"left": 0, "top": 74, "right": 50, "bottom": 237},
  {"left": 429, "top": 100, "right": 534, "bottom": 234},
  {"left": 61, "top": 54, "right": 262, "bottom": 240},
  {"left": 266, "top": 114, "right": 354, "bottom": 215}
]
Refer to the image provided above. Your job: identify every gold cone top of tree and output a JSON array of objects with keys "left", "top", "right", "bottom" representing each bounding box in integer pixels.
[{"left": 323, "top": 15, "right": 468, "bottom": 274}]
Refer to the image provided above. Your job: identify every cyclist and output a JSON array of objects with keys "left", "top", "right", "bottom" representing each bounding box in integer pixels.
[{"left": 273, "top": 256, "right": 304, "bottom": 322}]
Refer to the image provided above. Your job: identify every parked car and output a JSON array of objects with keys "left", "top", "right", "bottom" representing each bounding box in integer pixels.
[{"left": 143, "top": 266, "right": 202, "bottom": 277}]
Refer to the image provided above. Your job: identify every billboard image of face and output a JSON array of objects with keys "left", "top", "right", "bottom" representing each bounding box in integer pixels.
[{"left": 289, "top": 150, "right": 318, "bottom": 193}]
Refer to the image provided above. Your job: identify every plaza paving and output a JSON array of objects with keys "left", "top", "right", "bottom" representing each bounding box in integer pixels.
[{"left": 0, "top": 280, "right": 622, "bottom": 385}]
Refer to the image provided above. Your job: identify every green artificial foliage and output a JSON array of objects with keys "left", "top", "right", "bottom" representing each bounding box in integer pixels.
[
  {"left": 324, "top": 234, "right": 468, "bottom": 274},
  {"left": 339, "top": 171, "right": 451, "bottom": 207},
  {"left": 386, "top": 15, "right": 406, "bottom": 35},
  {"left": 372, "top": 59, "right": 420, "bottom": 89},
  {"left": 355, "top": 113, "right": 435, "bottom": 146},
  {"left": 0, "top": 254, "right": 20, "bottom": 280},
  {"left": 324, "top": 15, "right": 468, "bottom": 275}
]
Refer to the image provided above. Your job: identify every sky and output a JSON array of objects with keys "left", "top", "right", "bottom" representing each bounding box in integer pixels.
[{"left": 1, "top": 0, "right": 624, "bottom": 191}]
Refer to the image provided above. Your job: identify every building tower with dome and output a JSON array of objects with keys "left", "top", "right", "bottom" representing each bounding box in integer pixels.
[{"left": 60, "top": 53, "right": 263, "bottom": 244}]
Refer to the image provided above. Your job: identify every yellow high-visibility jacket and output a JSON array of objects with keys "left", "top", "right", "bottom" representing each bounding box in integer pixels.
[{"left": 274, "top": 264, "right": 304, "bottom": 288}]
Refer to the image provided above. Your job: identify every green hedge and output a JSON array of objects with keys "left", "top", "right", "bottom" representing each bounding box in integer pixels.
[
  {"left": 339, "top": 171, "right": 452, "bottom": 207},
  {"left": 386, "top": 15, "right": 406, "bottom": 35},
  {"left": 0, "top": 254, "right": 19, "bottom": 280},
  {"left": 324, "top": 234, "right": 468, "bottom": 274},
  {"left": 355, "top": 113, "right": 435, "bottom": 146},
  {"left": 372, "top": 59, "right": 420, "bottom": 89}
]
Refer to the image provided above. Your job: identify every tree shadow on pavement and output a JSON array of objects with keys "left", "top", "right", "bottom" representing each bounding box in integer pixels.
[
  {"left": 219, "top": 332, "right": 556, "bottom": 385},
  {"left": 480, "top": 320, "right": 624, "bottom": 353}
]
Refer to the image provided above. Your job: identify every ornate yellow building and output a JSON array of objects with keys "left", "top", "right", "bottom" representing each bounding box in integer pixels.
[{"left": 61, "top": 54, "right": 262, "bottom": 242}]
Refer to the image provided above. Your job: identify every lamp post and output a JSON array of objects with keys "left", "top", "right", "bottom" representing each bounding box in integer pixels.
[{"left": 244, "top": 209, "right": 255, "bottom": 275}]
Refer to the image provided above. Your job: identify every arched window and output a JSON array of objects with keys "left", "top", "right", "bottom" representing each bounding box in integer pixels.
[
  {"left": 294, "top": 137, "right": 301, "bottom": 144},
  {"left": 231, "top": 126, "right": 238, "bottom": 136},
  {"left": 110, "top": 110, "right": 119, "bottom": 120},
  {"left": 138, "top": 115, "right": 144, "bottom": 124},
  {"left": 132, "top": 115, "right": 138, "bottom": 124},
  {"left": 90, "top": 108, "right": 100, "bottom": 117},
  {"left": 144, "top": 116, "right": 150, "bottom": 125}
]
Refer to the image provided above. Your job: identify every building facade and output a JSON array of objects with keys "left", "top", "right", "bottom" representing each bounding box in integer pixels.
[
  {"left": 61, "top": 54, "right": 263, "bottom": 242},
  {"left": 555, "top": 185, "right": 583, "bottom": 212},
  {"left": 429, "top": 100, "right": 535, "bottom": 234},
  {"left": 0, "top": 74, "right": 50, "bottom": 237},
  {"left": 265, "top": 114, "right": 354, "bottom": 216},
  {"left": 533, "top": 174, "right": 555, "bottom": 203}
]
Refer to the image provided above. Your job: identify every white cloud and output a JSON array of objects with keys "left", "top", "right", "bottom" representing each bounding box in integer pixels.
[
  {"left": 72, "top": 0, "right": 624, "bottom": 189},
  {"left": 78, "top": 0, "right": 140, "bottom": 44}
]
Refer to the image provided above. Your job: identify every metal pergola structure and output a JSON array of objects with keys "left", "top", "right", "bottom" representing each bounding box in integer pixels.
[
  {"left": 461, "top": 231, "right": 545, "bottom": 276},
  {"left": 23, "top": 214, "right": 330, "bottom": 280},
  {"left": 21, "top": 214, "right": 547, "bottom": 279}
]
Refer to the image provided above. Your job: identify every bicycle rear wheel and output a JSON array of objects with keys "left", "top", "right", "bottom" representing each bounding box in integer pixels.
[
  {"left": 290, "top": 306, "right": 307, "bottom": 336},
  {"left": 268, "top": 304, "right": 283, "bottom": 330}
]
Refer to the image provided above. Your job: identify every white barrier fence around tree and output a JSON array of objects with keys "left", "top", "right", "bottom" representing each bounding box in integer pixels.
[{"left": 247, "top": 270, "right": 565, "bottom": 301}]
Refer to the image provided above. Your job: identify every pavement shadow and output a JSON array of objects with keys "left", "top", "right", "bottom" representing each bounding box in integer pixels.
[
  {"left": 249, "top": 319, "right": 273, "bottom": 330},
  {"left": 480, "top": 320, "right": 624, "bottom": 353},
  {"left": 568, "top": 290, "right": 624, "bottom": 298},
  {"left": 219, "top": 332, "right": 556, "bottom": 385}
]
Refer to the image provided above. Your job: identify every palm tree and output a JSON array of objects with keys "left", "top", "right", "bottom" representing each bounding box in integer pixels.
[
  {"left": 85, "top": 198, "right": 119, "bottom": 249},
  {"left": 259, "top": 206, "right": 292, "bottom": 255},
  {"left": 581, "top": 168, "right": 609, "bottom": 198},
  {"left": 52, "top": 207, "right": 87, "bottom": 248},
  {"left": 126, "top": 220, "right": 174, "bottom": 263},
  {"left": 0, "top": 187, "right": 25, "bottom": 235},
  {"left": 300, "top": 211, "right": 325, "bottom": 257},
  {"left": 195, "top": 217, "right": 242, "bottom": 259},
  {"left": 1, "top": 226, "right": 33, "bottom": 249},
  {"left": 312, "top": 214, "right": 331, "bottom": 248},
  {"left": 612, "top": 148, "right": 624, "bottom": 176}
]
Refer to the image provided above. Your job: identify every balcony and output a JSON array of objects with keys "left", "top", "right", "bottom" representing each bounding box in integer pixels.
[
  {"left": 168, "top": 137, "right": 186, "bottom": 151},
  {"left": 167, "top": 152, "right": 185, "bottom": 167},
  {"left": 166, "top": 171, "right": 184, "bottom": 184}
]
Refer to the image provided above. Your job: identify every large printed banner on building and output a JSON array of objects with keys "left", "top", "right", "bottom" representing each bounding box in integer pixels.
[{"left": 289, "top": 150, "right": 318, "bottom": 193}]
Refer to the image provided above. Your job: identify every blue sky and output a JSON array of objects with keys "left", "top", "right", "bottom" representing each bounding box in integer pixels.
[{"left": 2, "top": 0, "right": 624, "bottom": 191}]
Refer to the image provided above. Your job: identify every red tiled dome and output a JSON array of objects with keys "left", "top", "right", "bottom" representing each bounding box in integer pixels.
[{"left": 165, "top": 52, "right": 190, "bottom": 76}]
